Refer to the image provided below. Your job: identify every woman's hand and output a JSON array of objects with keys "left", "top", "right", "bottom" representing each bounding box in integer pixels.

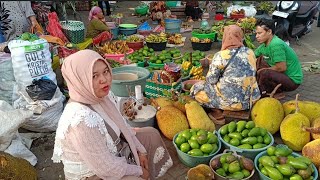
[
  {"left": 141, "top": 167, "right": 150, "bottom": 180},
  {"left": 138, "top": 153, "right": 149, "bottom": 170},
  {"left": 29, "top": 16, "right": 38, "bottom": 30}
]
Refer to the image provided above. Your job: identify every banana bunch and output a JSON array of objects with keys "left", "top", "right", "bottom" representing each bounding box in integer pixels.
[
  {"left": 99, "top": 40, "right": 130, "bottom": 54},
  {"left": 191, "top": 37, "right": 200, "bottom": 43},
  {"left": 126, "top": 35, "right": 143, "bottom": 43},
  {"left": 191, "top": 75, "right": 205, "bottom": 80},
  {"left": 168, "top": 34, "right": 183, "bottom": 45},
  {"left": 182, "top": 61, "right": 192, "bottom": 71},
  {"left": 146, "top": 34, "right": 167, "bottom": 43},
  {"left": 190, "top": 66, "right": 203, "bottom": 76}
]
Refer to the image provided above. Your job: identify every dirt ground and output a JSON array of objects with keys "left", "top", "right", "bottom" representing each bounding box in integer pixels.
[{"left": 28, "top": 1, "right": 320, "bottom": 180}]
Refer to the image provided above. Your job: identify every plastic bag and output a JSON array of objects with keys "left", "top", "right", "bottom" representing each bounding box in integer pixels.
[
  {"left": 46, "top": 12, "right": 69, "bottom": 43},
  {"left": 26, "top": 78, "right": 57, "bottom": 101}
]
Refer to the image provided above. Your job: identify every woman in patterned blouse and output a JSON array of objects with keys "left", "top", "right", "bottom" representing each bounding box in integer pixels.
[{"left": 191, "top": 25, "right": 261, "bottom": 111}]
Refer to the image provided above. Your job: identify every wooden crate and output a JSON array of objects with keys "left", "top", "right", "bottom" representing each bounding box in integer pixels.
[{"left": 169, "top": 6, "right": 186, "bottom": 18}]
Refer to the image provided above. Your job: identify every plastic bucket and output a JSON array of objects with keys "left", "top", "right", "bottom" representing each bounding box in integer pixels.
[
  {"left": 165, "top": 28, "right": 180, "bottom": 34},
  {"left": 172, "top": 131, "right": 221, "bottom": 168},
  {"left": 111, "top": 66, "right": 150, "bottom": 97},
  {"left": 254, "top": 148, "right": 319, "bottom": 180},
  {"left": 164, "top": 19, "right": 181, "bottom": 30},
  {"left": 210, "top": 150, "right": 255, "bottom": 180},
  {"left": 191, "top": 42, "right": 213, "bottom": 51},
  {"left": 165, "top": 1, "right": 177, "bottom": 8},
  {"left": 192, "top": 31, "right": 216, "bottom": 40},
  {"left": 126, "top": 41, "right": 144, "bottom": 51},
  {"left": 110, "top": 26, "right": 119, "bottom": 40},
  {"left": 135, "top": 5, "right": 148, "bottom": 15},
  {"left": 104, "top": 48, "right": 134, "bottom": 61},
  {"left": 217, "top": 128, "right": 274, "bottom": 160},
  {"left": 119, "top": 27, "right": 138, "bottom": 36},
  {"left": 146, "top": 41, "right": 167, "bottom": 51}
]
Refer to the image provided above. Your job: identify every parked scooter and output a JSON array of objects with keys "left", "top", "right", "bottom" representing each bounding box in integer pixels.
[{"left": 272, "top": 1, "right": 319, "bottom": 40}]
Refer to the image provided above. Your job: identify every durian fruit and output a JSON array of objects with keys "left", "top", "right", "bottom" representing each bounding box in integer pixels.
[
  {"left": 187, "top": 164, "right": 213, "bottom": 180},
  {"left": 0, "top": 151, "right": 37, "bottom": 180},
  {"left": 280, "top": 94, "right": 311, "bottom": 151},
  {"left": 156, "top": 106, "right": 189, "bottom": 140},
  {"left": 302, "top": 139, "right": 320, "bottom": 167},
  {"left": 283, "top": 100, "right": 320, "bottom": 124},
  {"left": 251, "top": 84, "right": 284, "bottom": 134},
  {"left": 185, "top": 101, "right": 215, "bottom": 131}
]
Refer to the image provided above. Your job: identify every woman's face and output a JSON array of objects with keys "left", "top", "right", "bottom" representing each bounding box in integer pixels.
[
  {"left": 256, "top": 26, "right": 272, "bottom": 44},
  {"left": 92, "top": 60, "right": 112, "bottom": 98},
  {"left": 96, "top": 11, "right": 104, "bottom": 19}
]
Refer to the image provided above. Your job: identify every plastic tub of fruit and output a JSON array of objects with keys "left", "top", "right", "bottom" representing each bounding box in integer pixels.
[
  {"left": 104, "top": 48, "right": 134, "bottom": 61},
  {"left": 146, "top": 41, "right": 167, "bottom": 51},
  {"left": 254, "top": 144, "right": 318, "bottom": 180},
  {"left": 173, "top": 129, "right": 221, "bottom": 168},
  {"left": 210, "top": 150, "right": 255, "bottom": 180},
  {"left": 191, "top": 41, "right": 213, "bottom": 51},
  {"left": 218, "top": 121, "right": 274, "bottom": 160},
  {"left": 126, "top": 41, "right": 144, "bottom": 51},
  {"left": 192, "top": 30, "right": 216, "bottom": 40}
]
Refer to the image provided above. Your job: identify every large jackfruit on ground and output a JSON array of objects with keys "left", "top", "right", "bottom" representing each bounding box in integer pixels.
[
  {"left": 185, "top": 101, "right": 215, "bottom": 131},
  {"left": 251, "top": 97, "right": 284, "bottom": 134},
  {"left": 283, "top": 100, "right": 320, "bottom": 123},
  {"left": 302, "top": 139, "right": 320, "bottom": 167},
  {"left": 156, "top": 106, "right": 189, "bottom": 140}
]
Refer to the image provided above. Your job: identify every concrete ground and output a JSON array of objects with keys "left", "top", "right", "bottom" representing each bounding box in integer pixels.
[{"left": 31, "top": 1, "right": 320, "bottom": 180}]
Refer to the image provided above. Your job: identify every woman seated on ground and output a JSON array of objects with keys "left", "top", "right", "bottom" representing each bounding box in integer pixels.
[
  {"left": 191, "top": 25, "right": 261, "bottom": 111},
  {"left": 52, "top": 50, "right": 173, "bottom": 179},
  {"left": 86, "top": 6, "right": 112, "bottom": 44},
  {"left": 185, "top": 0, "right": 203, "bottom": 22}
]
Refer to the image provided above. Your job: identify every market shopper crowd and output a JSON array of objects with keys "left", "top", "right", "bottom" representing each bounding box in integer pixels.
[{"left": 0, "top": 1, "right": 306, "bottom": 180}]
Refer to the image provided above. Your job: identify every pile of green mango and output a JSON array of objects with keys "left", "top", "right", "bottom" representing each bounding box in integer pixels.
[
  {"left": 211, "top": 152, "right": 254, "bottom": 179},
  {"left": 180, "top": 50, "right": 205, "bottom": 67},
  {"left": 174, "top": 129, "right": 219, "bottom": 157},
  {"left": 127, "top": 46, "right": 154, "bottom": 64},
  {"left": 18, "top": 32, "right": 39, "bottom": 42},
  {"left": 258, "top": 145, "right": 315, "bottom": 180},
  {"left": 220, "top": 121, "right": 273, "bottom": 149}
]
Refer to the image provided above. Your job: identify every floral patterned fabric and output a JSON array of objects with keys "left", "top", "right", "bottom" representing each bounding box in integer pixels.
[{"left": 191, "top": 47, "right": 261, "bottom": 111}]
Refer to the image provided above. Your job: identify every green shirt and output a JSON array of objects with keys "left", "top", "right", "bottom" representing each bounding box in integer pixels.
[
  {"left": 255, "top": 35, "right": 303, "bottom": 84},
  {"left": 86, "top": 19, "right": 109, "bottom": 38}
]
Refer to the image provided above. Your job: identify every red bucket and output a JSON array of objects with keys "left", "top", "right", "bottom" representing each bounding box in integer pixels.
[
  {"left": 104, "top": 48, "right": 134, "bottom": 62},
  {"left": 126, "top": 41, "right": 144, "bottom": 51}
]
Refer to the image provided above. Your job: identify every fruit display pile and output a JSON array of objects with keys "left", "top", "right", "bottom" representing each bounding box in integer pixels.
[
  {"left": 192, "top": 29, "right": 214, "bottom": 35},
  {"left": 257, "top": 145, "right": 316, "bottom": 180},
  {"left": 220, "top": 121, "right": 272, "bottom": 149},
  {"left": 190, "top": 37, "right": 212, "bottom": 43},
  {"left": 145, "top": 33, "right": 167, "bottom": 43},
  {"left": 210, "top": 152, "right": 254, "bottom": 179},
  {"left": 148, "top": 49, "right": 181, "bottom": 65},
  {"left": 98, "top": 40, "right": 130, "bottom": 54},
  {"left": 174, "top": 129, "right": 219, "bottom": 157},
  {"left": 126, "top": 35, "right": 143, "bottom": 43},
  {"left": 182, "top": 51, "right": 205, "bottom": 67},
  {"left": 127, "top": 46, "right": 154, "bottom": 64},
  {"left": 167, "top": 34, "right": 183, "bottom": 45}
]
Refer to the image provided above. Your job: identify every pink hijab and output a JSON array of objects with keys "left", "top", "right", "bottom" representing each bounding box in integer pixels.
[
  {"left": 61, "top": 49, "right": 141, "bottom": 165},
  {"left": 221, "top": 25, "right": 244, "bottom": 51},
  {"left": 89, "top": 6, "right": 103, "bottom": 21}
]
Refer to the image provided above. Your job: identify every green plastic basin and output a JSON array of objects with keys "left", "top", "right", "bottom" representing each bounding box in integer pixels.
[
  {"left": 119, "top": 24, "right": 138, "bottom": 29},
  {"left": 111, "top": 66, "right": 150, "bottom": 97}
]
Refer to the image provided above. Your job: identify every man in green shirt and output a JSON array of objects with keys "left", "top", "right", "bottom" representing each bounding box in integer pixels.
[{"left": 254, "top": 18, "right": 303, "bottom": 98}]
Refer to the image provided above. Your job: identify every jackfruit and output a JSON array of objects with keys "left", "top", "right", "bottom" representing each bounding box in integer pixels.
[
  {"left": 283, "top": 100, "right": 320, "bottom": 124},
  {"left": 173, "top": 101, "right": 186, "bottom": 114},
  {"left": 251, "top": 84, "right": 284, "bottom": 134},
  {"left": 280, "top": 94, "right": 311, "bottom": 151},
  {"left": 151, "top": 97, "right": 174, "bottom": 109},
  {"left": 156, "top": 106, "right": 189, "bottom": 140},
  {"left": 302, "top": 139, "right": 320, "bottom": 167},
  {"left": 0, "top": 151, "right": 37, "bottom": 180},
  {"left": 185, "top": 101, "right": 215, "bottom": 131},
  {"left": 187, "top": 164, "right": 213, "bottom": 180}
]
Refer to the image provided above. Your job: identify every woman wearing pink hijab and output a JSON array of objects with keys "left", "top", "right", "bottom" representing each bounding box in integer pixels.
[
  {"left": 52, "top": 50, "right": 173, "bottom": 180},
  {"left": 87, "top": 6, "right": 112, "bottom": 45}
]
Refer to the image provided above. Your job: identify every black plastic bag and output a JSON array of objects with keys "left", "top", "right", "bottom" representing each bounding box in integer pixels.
[{"left": 26, "top": 78, "right": 57, "bottom": 101}]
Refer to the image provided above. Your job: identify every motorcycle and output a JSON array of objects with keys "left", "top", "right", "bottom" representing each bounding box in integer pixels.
[{"left": 272, "top": 1, "right": 319, "bottom": 39}]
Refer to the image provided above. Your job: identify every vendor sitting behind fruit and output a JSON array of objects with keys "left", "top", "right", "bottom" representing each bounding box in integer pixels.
[
  {"left": 185, "top": 0, "right": 203, "bottom": 22},
  {"left": 190, "top": 25, "right": 261, "bottom": 111},
  {"left": 254, "top": 18, "right": 303, "bottom": 99},
  {"left": 86, "top": 6, "right": 112, "bottom": 45}
]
